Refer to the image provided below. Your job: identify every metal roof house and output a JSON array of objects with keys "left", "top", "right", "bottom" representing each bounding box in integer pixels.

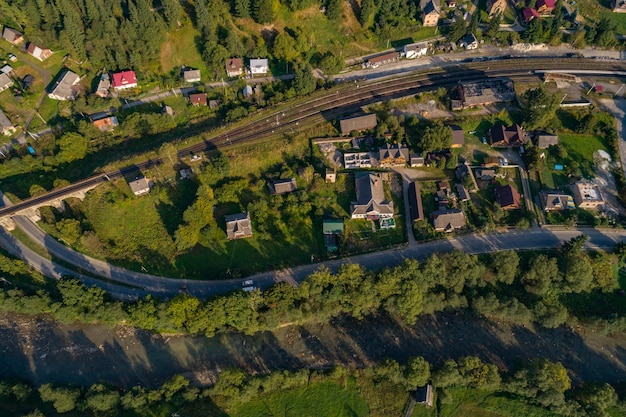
[
  {"left": 225, "top": 212, "right": 253, "bottom": 240},
  {"left": 351, "top": 172, "right": 394, "bottom": 219},
  {"left": 48, "top": 70, "right": 80, "bottom": 101},
  {"left": 339, "top": 114, "right": 377, "bottom": 135}
]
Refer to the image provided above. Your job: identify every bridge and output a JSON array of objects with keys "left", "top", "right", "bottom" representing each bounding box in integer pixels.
[{"left": 0, "top": 178, "right": 104, "bottom": 230}]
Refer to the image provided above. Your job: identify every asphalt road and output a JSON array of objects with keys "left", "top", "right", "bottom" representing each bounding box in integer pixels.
[{"left": 5, "top": 215, "right": 626, "bottom": 300}]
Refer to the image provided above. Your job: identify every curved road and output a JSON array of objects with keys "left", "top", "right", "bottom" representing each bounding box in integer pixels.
[{"left": 4, "top": 215, "right": 626, "bottom": 300}]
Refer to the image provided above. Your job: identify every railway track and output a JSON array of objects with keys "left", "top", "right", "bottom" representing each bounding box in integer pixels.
[{"left": 2, "top": 57, "right": 626, "bottom": 218}]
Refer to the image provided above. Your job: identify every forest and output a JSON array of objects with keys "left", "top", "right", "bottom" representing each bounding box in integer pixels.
[{"left": 2, "top": 355, "right": 622, "bottom": 416}]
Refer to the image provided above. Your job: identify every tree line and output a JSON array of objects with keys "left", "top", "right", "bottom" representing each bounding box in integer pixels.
[
  {"left": 0, "top": 236, "right": 623, "bottom": 338},
  {"left": 1, "top": 355, "right": 621, "bottom": 416}
]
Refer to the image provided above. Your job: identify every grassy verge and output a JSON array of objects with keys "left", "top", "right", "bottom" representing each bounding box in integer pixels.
[{"left": 438, "top": 388, "right": 559, "bottom": 417}]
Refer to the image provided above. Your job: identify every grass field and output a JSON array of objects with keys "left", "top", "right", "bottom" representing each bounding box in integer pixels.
[
  {"left": 437, "top": 388, "right": 559, "bottom": 417},
  {"left": 160, "top": 26, "right": 208, "bottom": 75},
  {"left": 558, "top": 133, "right": 609, "bottom": 178},
  {"left": 232, "top": 380, "right": 369, "bottom": 417},
  {"left": 574, "top": 0, "right": 626, "bottom": 34}
]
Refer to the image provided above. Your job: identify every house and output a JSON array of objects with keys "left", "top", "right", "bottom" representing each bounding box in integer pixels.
[
  {"left": 451, "top": 125, "right": 465, "bottom": 148},
  {"left": 613, "top": 0, "right": 626, "bottom": 12},
  {"left": 225, "top": 212, "right": 253, "bottom": 240},
  {"left": 456, "top": 163, "right": 470, "bottom": 181},
  {"left": 0, "top": 109, "right": 16, "bottom": 136},
  {"left": 483, "top": 156, "right": 500, "bottom": 167},
  {"left": 325, "top": 169, "right": 337, "bottom": 183},
  {"left": 379, "top": 144, "right": 409, "bottom": 167},
  {"left": 183, "top": 69, "right": 201, "bottom": 83},
  {"left": 365, "top": 52, "right": 400, "bottom": 68},
  {"left": 209, "top": 99, "right": 220, "bottom": 109},
  {"left": 340, "top": 114, "right": 378, "bottom": 135},
  {"left": 495, "top": 184, "right": 521, "bottom": 209},
  {"left": 541, "top": 192, "right": 575, "bottom": 211},
  {"left": 162, "top": 105, "right": 175, "bottom": 116},
  {"left": 243, "top": 85, "right": 253, "bottom": 98},
  {"left": 432, "top": 209, "right": 466, "bottom": 232},
  {"left": 536, "top": 0, "right": 555, "bottom": 14},
  {"left": 439, "top": 180, "right": 450, "bottom": 192},
  {"left": 572, "top": 181, "right": 604, "bottom": 209},
  {"left": 189, "top": 93, "right": 207, "bottom": 106},
  {"left": 179, "top": 168, "right": 194, "bottom": 179},
  {"left": 487, "top": 0, "right": 507, "bottom": 16},
  {"left": 458, "top": 33, "right": 478, "bottom": 50},
  {"left": 408, "top": 181, "right": 425, "bottom": 221},
  {"left": 477, "top": 169, "right": 495, "bottom": 180},
  {"left": 436, "top": 190, "right": 449, "bottom": 205},
  {"left": 451, "top": 79, "right": 515, "bottom": 110},
  {"left": 269, "top": 177, "right": 297, "bottom": 195},
  {"left": 22, "top": 74, "right": 35, "bottom": 90},
  {"left": 111, "top": 70, "right": 137, "bottom": 90},
  {"left": 404, "top": 43, "right": 429, "bottom": 59},
  {"left": 426, "top": 150, "right": 451, "bottom": 166},
  {"left": 522, "top": 7, "right": 540, "bottom": 24},
  {"left": 249, "top": 58, "right": 269, "bottom": 76},
  {"left": 0, "top": 73, "right": 13, "bottom": 92},
  {"left": 344, "top": 152, "right": 373, "bottom": 169},
  {"left": 410, "top": 154, "right": 425, "bottom": 167},
  {"left": 323, "top": 219, "right": 344, "bottom": 252},
  {"left": 92, "top": 116, "right": 119, "bottom": 132},
  {"left": 535, "top": 132, "right": 559, "bottom": 149},
  {"left": 226, "top": 58, "right": 243, "bottom": 77},
  {"left": 8, "top": 53, "right": 17, "bottom": 62},
  {"left": 490, "top": 124, "right": 526, "bottom": 148},
  {"left": 26, "top": 42, "right": 52, "bottom": 61},
  {"left": 421, "top": 0, "right": 441, "bottom": 27},
  {"left": 128, "top": 177, "right": 151, "bottom": 196},
  {"left": 351, "top": 172, "right": 394, "bottom": 219},
  {"left": 1, "top": 65, "right": 13, "bottom": 75},
  {"left": 48, "top": 70, "right": 80, "bottom": 101},
  {"left": 95, "top": 73, "right": 111, "bottom": 98},
  {"left": 457, "top": 184, "right": 470, "bottom": 202},
  {"left": 416, "top": 384, "right": 434, "bottom": 407},
  {"left": 2, "top": 27, "right": 23, "bottom": 45}
]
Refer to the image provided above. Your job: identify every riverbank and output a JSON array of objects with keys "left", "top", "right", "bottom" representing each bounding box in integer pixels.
[{"left": 1, "top": 311, "right": 625, "bottom": 389}]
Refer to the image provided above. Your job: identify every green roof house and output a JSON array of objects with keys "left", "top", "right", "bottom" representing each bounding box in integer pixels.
[{"left": 323, "top": 219, "right": 344, "bottom": 252}]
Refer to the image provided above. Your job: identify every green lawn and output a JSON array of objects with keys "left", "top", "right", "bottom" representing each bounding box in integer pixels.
[
  {"left": 160, "top": 26, "right": 209, "bottom": 75},
  {"left": 574, "top": 0, "right": 626, "bottom": 34},
  {"left": 558, "top": 133, "right": 609, "bottom": 178},
  {"left": 438, "top": 388, "right": 560, "bottom": 417},
  {"left": 232, "top": 380, "right": 369, "bottom": 417}
]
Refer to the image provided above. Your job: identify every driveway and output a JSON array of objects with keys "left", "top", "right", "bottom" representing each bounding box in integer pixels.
[{"left": 597, "top": 98, "right": 626, "bottom": 179}]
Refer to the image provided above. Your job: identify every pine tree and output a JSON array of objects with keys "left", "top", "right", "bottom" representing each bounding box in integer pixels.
[
  {"left": 233, "top": 0, "right": 251, "bottom": 18},
  {"left": 252, "top": 0, "right": 274, "bottom": 23},
  {"left": 359, "top": 0, "right": 374, "bottom": 26}
]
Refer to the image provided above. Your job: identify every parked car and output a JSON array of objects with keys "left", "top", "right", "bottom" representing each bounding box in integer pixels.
[
  {"left": 242, "top": 286, "right": 255, "bottom": 292},
  {"left": 243, "top": 280, "right": 253, "bottom": 286}
]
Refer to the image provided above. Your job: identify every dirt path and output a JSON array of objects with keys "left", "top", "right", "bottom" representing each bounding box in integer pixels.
[{"left": 1, "top": 312, "right": 625, "bottom": 389}]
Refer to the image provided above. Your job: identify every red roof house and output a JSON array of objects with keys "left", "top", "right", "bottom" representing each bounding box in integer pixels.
[
  {"left": 495, "top": 184, "right": 521, "bottom": 209},
  {"left": 111, "top": 70, "right": 137, "bottom": 90},
  {"left": 189, "top": 93, "right": 207, "bottom": 106},
  {"left": 522, "top": 7, "right": 540, "bottom": 24},
  {"left": 536, "top": 0, "right": 555, "bottom": 13}
]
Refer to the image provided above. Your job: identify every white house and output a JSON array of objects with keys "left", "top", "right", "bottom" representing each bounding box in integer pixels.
[
  {"left": 0, "top": 109, "right": 16, "bottom": 136},
  {"left": 459, "top": 33, "right": 478, "bottom": 50},
  {"left": 404, "top": 43, "right": 429, "bottom": 59},
  {"left": 249, "top": 58, "right": 269, "bottom": 76}
]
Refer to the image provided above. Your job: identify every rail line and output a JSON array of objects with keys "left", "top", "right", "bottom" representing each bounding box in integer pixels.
[{"left": 2, "top": 58, "right": 626, "bottom": 218}]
